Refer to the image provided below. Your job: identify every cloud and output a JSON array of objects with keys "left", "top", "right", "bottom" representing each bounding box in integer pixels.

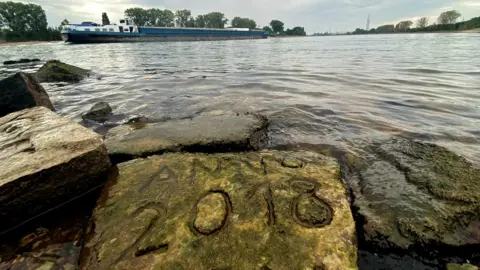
[{"left": 18, "top": 0, "right": 479, "bottom": 33}]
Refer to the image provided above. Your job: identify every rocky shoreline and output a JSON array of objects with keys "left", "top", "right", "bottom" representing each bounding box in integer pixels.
[{"left": 0, "top": 60, "right": 478, "bottom": 270}]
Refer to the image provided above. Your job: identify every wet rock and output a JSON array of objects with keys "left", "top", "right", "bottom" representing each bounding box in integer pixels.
[
  {"left": 447, "top": 263, "right": 479, "bottom": 270},
  {"left": 3, "top": 58, "right": 41, "bottom": 65},
  {"left": 81, "top": 151, "right": 357, "bottom": 269},
  {"left": 35, "top": 60, "right": 89, "bottom": 83},
  {"left": 0, "top": 72, "right": 55, "bottom": 117},
  {"left": 82, "top": 102, "right": 113, "bottom": 122},
  {"left": 351, "top": 138, "right": 480, "bottom": 252},
  {"left": 0, "top": 107, "right": 111, "bottom": 232},
  {"left": 105, "top": 112, "right": 268, "bottom": 163}
]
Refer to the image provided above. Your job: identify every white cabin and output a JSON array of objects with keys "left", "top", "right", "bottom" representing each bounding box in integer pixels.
[{"left": 62, "top": 18, "right": 138, "bottom": 33}]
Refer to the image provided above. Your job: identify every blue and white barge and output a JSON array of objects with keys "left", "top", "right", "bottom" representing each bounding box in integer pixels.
[{"left": 61, "top": 18, "right": 268, "bottom": 43}]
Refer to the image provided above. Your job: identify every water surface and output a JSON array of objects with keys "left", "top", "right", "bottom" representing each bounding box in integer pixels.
[{"left": 1, "top": 33, "right": 479, "bottom": 163}]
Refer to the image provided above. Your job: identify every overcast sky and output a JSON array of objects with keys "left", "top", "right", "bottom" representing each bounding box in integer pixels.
[{"left": 19, "top": 0, "right": 480, "bottom": 33}]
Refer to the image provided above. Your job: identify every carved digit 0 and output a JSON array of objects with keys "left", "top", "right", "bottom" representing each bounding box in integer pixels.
[{"left": 191, "top": 191, "right": 232, "bottom": 236}]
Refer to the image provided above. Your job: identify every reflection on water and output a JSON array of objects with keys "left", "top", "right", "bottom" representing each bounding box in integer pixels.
[{"left": 1, "top": 34, "right": 479, "bottom": 165}]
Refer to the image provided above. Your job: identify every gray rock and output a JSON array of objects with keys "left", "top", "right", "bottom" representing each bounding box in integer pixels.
[
  {"left": 35, "top": 60, "right": 89, "bottom": 83},
  {"left": 351, "top": 138, "right": 480, "bottom": 251},
  {"left": 0, "top": 72, "right": 55, "bottom": 118},
  {"left": 105, "top": 112, "right": 268, "bottom": 163},
  {"left": 0, "top": 107, "right": 111, "bottom": 232},
  {"left": 82, "top": 102, "right": 113, "bottom": 122}
]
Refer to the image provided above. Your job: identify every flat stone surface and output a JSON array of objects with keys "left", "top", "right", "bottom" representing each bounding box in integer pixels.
[
  {"left": 0, "top": 107, "right": 110, "bottom": 232},
  {"left": 0, "top": 72, "right": 54, "bottom": 117},
  {"left": 105, "top": 112, "right": 268, "bottom": 163},
  {"left": 81, "top": 151, "right": 357, "bottom": 270},
  {"left": 352, "top": 138, "right": 480, "bottom": 250}
]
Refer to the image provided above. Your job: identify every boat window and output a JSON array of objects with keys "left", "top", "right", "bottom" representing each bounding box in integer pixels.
[
  {"left": 102, "top": 28, "right": 107, "bottom": 32},
  {"left": 126, "top": 20, "right": 130, "bottom": 25},
  {"left": 109, "top": 28, "right": 114, "bottom": 32},
  {"left": 120, "top": 20, "right": 125, "bottom": 24},
  {"left": 84, "top": 28, "right": 90, "bottom": 31},
  {"left": 95, "top": 28, "right": 100, "bottom": 31}
]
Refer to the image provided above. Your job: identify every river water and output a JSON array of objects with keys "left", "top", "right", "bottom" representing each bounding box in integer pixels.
[
  {"left": 1, "top": 34, "right": 479, "bottom": 164},
  {"left": 1, "top": 34, "right": 480, "bottom": 269}
]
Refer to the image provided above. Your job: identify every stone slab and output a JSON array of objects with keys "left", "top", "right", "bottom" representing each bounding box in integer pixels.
[
  {"left": 352, "top": 138, "right": 480, "bottom": 250},
  {"left": 0, "top": 107, "right": 110, "bottom": 232},
  {"left": 81, "top": 151, "right": 357, "bottom": 270},
  {"left": 105, "top": 112, "right": 268, "bottom": 163}
]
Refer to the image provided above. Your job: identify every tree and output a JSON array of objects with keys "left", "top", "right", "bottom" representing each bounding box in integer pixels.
[
  {"left": 203, "top": 12, "right": 228, "bottom": 28},
  {"left": 195, "top": 15, "right": 206, "bottom": 28},
  {"left": 125, "top": 8, "right": 149, "bottom": 26},
  {"left": 159, "top": 9, "right": 175, "bottom": 27},
  {"left": 270, "top": 20, "right": 284, "bottom": 34},
  {"left": 416, "top": 17, "right": 429, "bottom": 28},
  {"left": 186, "top": 18, "right": 196, "bottom": 27},
  {"left": 0, "top": 2, "right": 47, "bottom": 33},
  {"left": 175, "top": 9, "right": 192, "bottom": 27},
  {"left": 262, "top": 26, "right": 273, "bottom": 34},
  {"left": 438, "top": 10, "right": 461, "bottom": 25},
  {"left": 395, "top": 20, "right": 413, "bottom": 32},
  {"left": 285, "top": 26, "right": 306, "bottom": 36},
  {"left": 231, "top": 17, "right": 257, "bottom": 29},
  {"left": 376, "top": 24, "right": 395, "bottom": 33},
  {"left": 102, "top": 12, "right": 110, "bottom": 25}
]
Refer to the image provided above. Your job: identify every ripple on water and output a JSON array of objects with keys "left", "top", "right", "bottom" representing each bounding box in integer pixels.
[{"left": 0, "top": 34, "right": 479, "bottom": 163}]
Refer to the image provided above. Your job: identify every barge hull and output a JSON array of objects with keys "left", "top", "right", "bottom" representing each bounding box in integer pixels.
[{"left": 61, "top": 33, "right": 267, "bottom": 43}]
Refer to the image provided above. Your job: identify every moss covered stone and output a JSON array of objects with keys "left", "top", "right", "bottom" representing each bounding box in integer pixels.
[
  {"left": 35, "top": 60, "right": 89, "bottom": 83},
  {"left": 446, "top": 263, "right": 479, "bottom": 270},
  {"left": 352, "top": 138, "right": 480, "bottom": 250},
  {"left": 81, "top": 151, "right": 357, "bottom": 270}
]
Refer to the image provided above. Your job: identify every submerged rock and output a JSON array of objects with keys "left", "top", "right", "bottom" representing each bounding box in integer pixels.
[
  {"left": 35, "top": 60, "right": 89, "bottom": 83},
  {"left": 81, "top": 151, "right": 357, "bottom": 269},
  {"left": 447, "top": 263, "right": 479, "bottom": 270},
  {"left": 3, "top": 58, "right": 41, "bottom": 65},
  {"left": 0, "top": 72, "right": 55, "bottom": 117},
  {"left": 82, "top": 102, "right": 113, "bottom": 122},
  {"left": 105, "top": 112, "right": 268, "bottom": 163},
  {"left": 351, "top": 138, "right": 480, "bottom": 253},
  {"left": 0, "top": 107, "right": 111, "bottom": 232}
]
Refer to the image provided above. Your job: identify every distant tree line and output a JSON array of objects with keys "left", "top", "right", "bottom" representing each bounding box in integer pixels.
[
  {"left": 124, "top": 8, "right": 231, "bottom": 29},
  {"left": 348, "top": 10, "right": 479, "bottom": 35},
  {"left": 262, "top": 20, "right": 306, "bottom": 36},
  {"left": 124, "top": 8, "right": 306, "bottom": 35},
  {"left": 0, "top": 1, "right": 61, "bottom": 42}
]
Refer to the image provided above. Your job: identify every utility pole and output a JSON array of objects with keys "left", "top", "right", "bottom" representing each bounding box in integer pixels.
[{"left": 366, "top": 14, "right": 370, "bottom": 31}]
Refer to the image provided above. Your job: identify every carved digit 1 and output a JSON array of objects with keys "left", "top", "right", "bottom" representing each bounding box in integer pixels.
[{"left": 247, "top": 183, "right": 276, "bottom": 226}]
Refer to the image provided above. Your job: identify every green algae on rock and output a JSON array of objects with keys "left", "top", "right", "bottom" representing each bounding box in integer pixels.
[
  {"left": 81, "top": 151, "right": 357, "bottom": 270},
  {"left": 447, "top": 263, "right": 479, "bottom": 270},
  {"left": 104, "top": 112, "right": 268, "bottom": 163},
  {"left": 35, "top": 60, "right": 89, "bottom": 83},
  {"left": 351, "top": 138, "right": 480, "bottom": 251}
]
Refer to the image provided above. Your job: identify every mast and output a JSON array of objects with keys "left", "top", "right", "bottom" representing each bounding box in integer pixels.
[{"left": 366, "top": 14, "right": 370, "bottom": 31}]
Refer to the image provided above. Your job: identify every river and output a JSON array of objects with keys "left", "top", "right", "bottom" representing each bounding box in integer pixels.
[
  {"left": 1, "top": 34, "right": 479, "bottom": 163},
  {"left": 0, "top": 34, "right": 480, "bottom": 162},
  {"left": 1, "top": 33, "right": 480, "bottom": 269}
]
